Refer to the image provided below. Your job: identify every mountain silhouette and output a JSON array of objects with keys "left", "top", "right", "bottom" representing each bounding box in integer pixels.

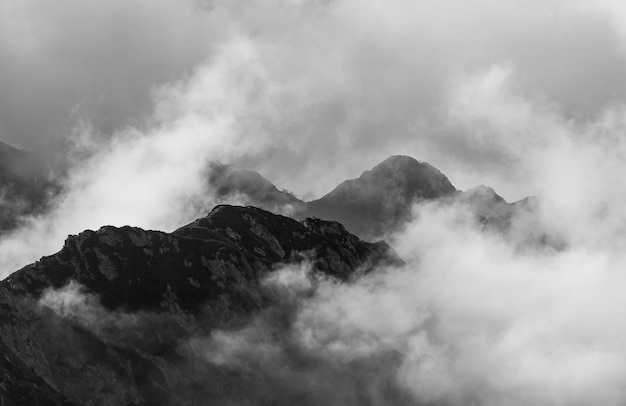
[
  {"left": 206, "top": 155, "right": 531, "bottom": 240},
  {"left": 0, "top": 205, "right": 400, "bottom": 405},
  {"left": 302, "top": 155, "right": 458, "bottom": 239}
]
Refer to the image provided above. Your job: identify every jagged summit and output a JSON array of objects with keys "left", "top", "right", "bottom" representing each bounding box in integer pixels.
[
  {"left": 301, "top": 155, "right": 457, "bottom": 239},
  {"left": 200, "top": 156, "right": 525, "bottom": 241},
  {"left": 203, "top": 156, "right": 459, "bottom": 240},
  {"left": 0, "top": 205, "right": 400, "bottom": 405},
  {"left": 6, "top": 205, "right": 397, "bottom": 313},
  {"left": 321, "top": 155, "right": 456, "bottom": 202}
]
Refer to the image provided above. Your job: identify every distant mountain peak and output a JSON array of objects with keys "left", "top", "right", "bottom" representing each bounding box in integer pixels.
[
  {"left": 324, "top": 156, "right": 455, "bottom": 199},
  {"left": 462, "top": 185, "right": 507, "bottom": 204},
  {"left": 370, "top": 154, "right": 424, "bottom": 169},
  {"left": 207, "top": 161, "right": 304, "bottom": 215},
  {"left": 302, "top": 155, "right": 457, "bottom": 239}
]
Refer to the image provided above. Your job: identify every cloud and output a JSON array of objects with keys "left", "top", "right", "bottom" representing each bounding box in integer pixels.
[
  {"left": 191, "top": 195, "right": 626, "bottom": 405},
  {"left": 38, "top": 280, "right": 142, "bottom": 339},
  {"left": 188, "top": 262, "right": 415, "bottom": 405},
  {"left": 3, "top": 0, "right": 626, "bottom": 196},
  {"left": 181, "top": 60, "right": 626, "bottom": 404},
  {"left": 0, "top": 38, "right": 276, "bottom": 274},
  {"left": 0, "top": 0, "right": 222, "bottom": 153}
]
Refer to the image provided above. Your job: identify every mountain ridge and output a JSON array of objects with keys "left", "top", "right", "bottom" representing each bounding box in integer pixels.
[
  {"left": 0, "top": 151, "right": 538, "bottom": 405},
  {"left": 0, "top": 205, "right": 402, "bottom": 405},
  {"left": 302, "top": 155, "right": 458, "bottom": 238},
  {"left": 211, "top": 155, "right": 528, "bottom": 240}
]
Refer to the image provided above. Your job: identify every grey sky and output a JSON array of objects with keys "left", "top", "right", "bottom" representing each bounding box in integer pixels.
[{"left": 2, "top": 0, "right": 626, "bottom": 200}]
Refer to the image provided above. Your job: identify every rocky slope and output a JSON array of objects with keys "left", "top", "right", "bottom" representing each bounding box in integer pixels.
[{"left": 0, "top": 205, "right": 400, "bottom": 405}]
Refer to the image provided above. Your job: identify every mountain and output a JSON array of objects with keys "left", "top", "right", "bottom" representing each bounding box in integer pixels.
[
  {"left": 207, "top": 156, "right": 531, "bottom": 240},
  {"left": 0, "top": 205, "right": 401, "bottom": 405},
  {"left": 454, "top": 185, "right": 514, "bottom": 230},
  {"left": 0, "top": 154, "right": 540, "bottom": 404},
  {"left": 207, "top": 162, "right": 305, "bottom": 215},
  {"left": 302, "top": 155, "right": 458, "bottom": 239},
  {"left": 0, "top": 141, "right": 58, "bottom": 233}
]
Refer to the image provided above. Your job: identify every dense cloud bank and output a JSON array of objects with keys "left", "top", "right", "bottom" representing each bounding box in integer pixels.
[{"left": 185, "top": 196, "right": 626, "bottom": 405}]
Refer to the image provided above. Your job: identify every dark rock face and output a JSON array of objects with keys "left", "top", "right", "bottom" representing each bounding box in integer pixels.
[
  {"left": 0, "top": 141, "right": 59, "bottom": 234},
  {"left": 7, "top": 206, "right": 395, "bottom": 313},
  {"left": 0, "top": 285, "right": 74, "bottom": 406},
  {"left": 0, "top": 205, "right": 400, "bottom": 405},
  {"left": 302, "top": 155, "right": 458, "bottom": 239}
]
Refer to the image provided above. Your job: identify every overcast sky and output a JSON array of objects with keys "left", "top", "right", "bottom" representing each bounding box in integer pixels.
[{"left": 2, "top": 0, "right": 626, "bottom": 201}]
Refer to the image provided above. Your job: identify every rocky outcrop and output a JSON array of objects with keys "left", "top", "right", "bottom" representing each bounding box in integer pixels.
[
  {"left": 0, "top": 205, "right": 400, "bottom": 405},
  {"left": 7, "top": 205, "right": 396, "bottom": 312}
]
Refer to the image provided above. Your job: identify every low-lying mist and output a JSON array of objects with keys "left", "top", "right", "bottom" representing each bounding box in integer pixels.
[{"left": 188, "top": 191, "right": 626, "bottom": 405}]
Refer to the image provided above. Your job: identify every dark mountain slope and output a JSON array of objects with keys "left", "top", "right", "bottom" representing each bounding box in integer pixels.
[
  {"left": 7, "top": 205, "right": 395, "bottom": 312},
  {"left": 0, "top": 205, "right": 400, "bottom": 405},
  {"left": 0, "top": 285, "right": 74, "bottom": 406},
  {"left": 302, "top": 155, "right": 457, "bottom": 239}
]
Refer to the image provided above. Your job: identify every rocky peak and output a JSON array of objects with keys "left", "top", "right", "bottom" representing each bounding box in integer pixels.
[
  {"left": 302, "top": 155, "right": 457, "bottom": 239},
  {"left": 6, "top": 205, "right": 398, "bottom": 314},
  {"left": 323, "top": 155, "right": 456, "bottom": 203},
  {"left": 0, "top": 205, "right": 401, "bottom": 405}
]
